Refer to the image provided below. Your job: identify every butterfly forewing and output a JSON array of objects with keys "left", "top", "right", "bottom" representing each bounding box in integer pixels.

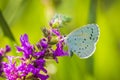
[{"left": 65, "top": 24, "right": 99, "bottom": 58}]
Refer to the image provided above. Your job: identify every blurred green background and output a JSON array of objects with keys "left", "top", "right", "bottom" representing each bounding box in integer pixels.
[{"left": 0, "top": 0, "right": 120, "bottom": 80}]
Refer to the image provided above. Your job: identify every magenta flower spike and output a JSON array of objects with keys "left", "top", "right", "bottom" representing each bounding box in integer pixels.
[{"left": 0, "top": 14, "right": 72, "bottom": 80}]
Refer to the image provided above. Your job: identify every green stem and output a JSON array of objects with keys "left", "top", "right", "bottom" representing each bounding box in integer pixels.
[
  {"left": 0, "top": 10, "right": 15, "bottom": 41},
  {"left": 88, "top": 0, "right": 97, "bottom": 23},
  {"left": 86, "top": 0, "right": 98, "bottom": 75}
]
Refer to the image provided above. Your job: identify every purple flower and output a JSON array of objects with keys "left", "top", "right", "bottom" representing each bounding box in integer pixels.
[
  {"left": 27, "top": 64, "right": 49, "bottom": 80},
  {"left": 0, "top": 64, "right": 2, "bottom": 76},
  {"left": 37, "top": 38, "right": 48, "bottom": 49},
  {"left": 0, "top": 45, "right": 11, "bottom": 76},
  {"left": 35, "top": 74, "right": 49, "bottom": 80},
  {"left": 0, "top": 54, "right": 3, "bottom": 76},
  {"left": 17, "top": 61, "right": 49, "bottom": 80},
  {"left": 16, "top": 34, "right": 34, "bottom": 59},
  {"left": 0, "top": 45, "right": 11, "bottom": 56},
  {"left": 0, "top": 14, "right": 73, "bottom": 80},
  {"left": 33, "top": 59, "right": 47, "bottom": 73},
  {"left": 17, "top": 63, "right": 29, "bottom": 77},
  {"left": 53, "top": 40, "right": 68, "bottom": 62},
  {"left": 33, "top": 50, "right": 46, "bottom": 58},
  {"left": 26, "top": 59, "right": 49, "bottom": 80},
  {"left": 3, "top": 56, "right": 19, "bottom": 80},
  {"left": 52, "top": 29, "right": 61, "bottom": 37},
  {"left": 5, "top": 45, "right": 11, "bottom": 53}
]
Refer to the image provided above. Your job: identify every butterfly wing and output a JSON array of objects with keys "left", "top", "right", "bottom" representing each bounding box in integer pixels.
[{"left": 65, "top": 24, "right": 99, "bottom": 58}]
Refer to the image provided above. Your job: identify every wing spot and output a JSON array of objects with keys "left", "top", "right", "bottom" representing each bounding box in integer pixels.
[
  {"left": 73, "top": 50, "right": 76, "bottom": 52},
  {"left": 79, "top": 48, "right": 81, "bottom": 50},
  {"left": 91, "top": 28, "right": 93, "bottom": 31},
  {"left": 91, "top": 28, "right": 94, "bottom": 33},
  {"left": 90, "top": 34, "right": 93, "bottom": 37},
  {"left": 78, "top": 51, "right": 81, "bottom": 53},
  {"left": 84, "top": 38, "right": 86, "bottom": 41},
  {"left": 82, "top": 41, "right": 84, "bottom": 43},
  {"left": 90, "top": 37, "right": 92, "bottom": 40}
]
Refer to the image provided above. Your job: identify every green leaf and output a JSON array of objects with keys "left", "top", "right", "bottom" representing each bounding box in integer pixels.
[
  {"left": 0, "top": 10, "right": 15, "bottom": 41},
  {"left": 3, "top": 0, "right": 24, "bottom": 25}
]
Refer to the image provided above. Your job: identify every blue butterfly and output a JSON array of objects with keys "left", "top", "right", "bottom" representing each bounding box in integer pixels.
[{"left": 65, "top": 24, "right": 100, "bottom": 58}]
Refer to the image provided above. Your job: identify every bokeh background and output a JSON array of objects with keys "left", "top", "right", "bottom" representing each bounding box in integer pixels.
[{"left": 0, "top": 0, "right": 120, "bottom": 80}]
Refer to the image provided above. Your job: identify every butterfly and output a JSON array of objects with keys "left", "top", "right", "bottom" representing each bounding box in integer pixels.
[{"left": 65, "top": 24, "right": 100, "bottom": 58}]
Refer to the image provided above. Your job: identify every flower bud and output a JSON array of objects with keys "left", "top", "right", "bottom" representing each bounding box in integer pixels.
[
  {"left": 42, "top": 28, "right": 50, "bottom": 37},
  {"left": 48, "top": 36, "right": 58, "bottom": 45}
]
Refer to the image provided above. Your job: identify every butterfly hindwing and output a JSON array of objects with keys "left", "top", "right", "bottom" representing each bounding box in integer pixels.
[{"left": 65, "top": 24, "right": 99, "bottom": 58}]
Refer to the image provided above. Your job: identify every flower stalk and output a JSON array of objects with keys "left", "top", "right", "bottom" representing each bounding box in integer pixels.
[{"left": 0, "top": 14, "right": 70, "bottom": 80}]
